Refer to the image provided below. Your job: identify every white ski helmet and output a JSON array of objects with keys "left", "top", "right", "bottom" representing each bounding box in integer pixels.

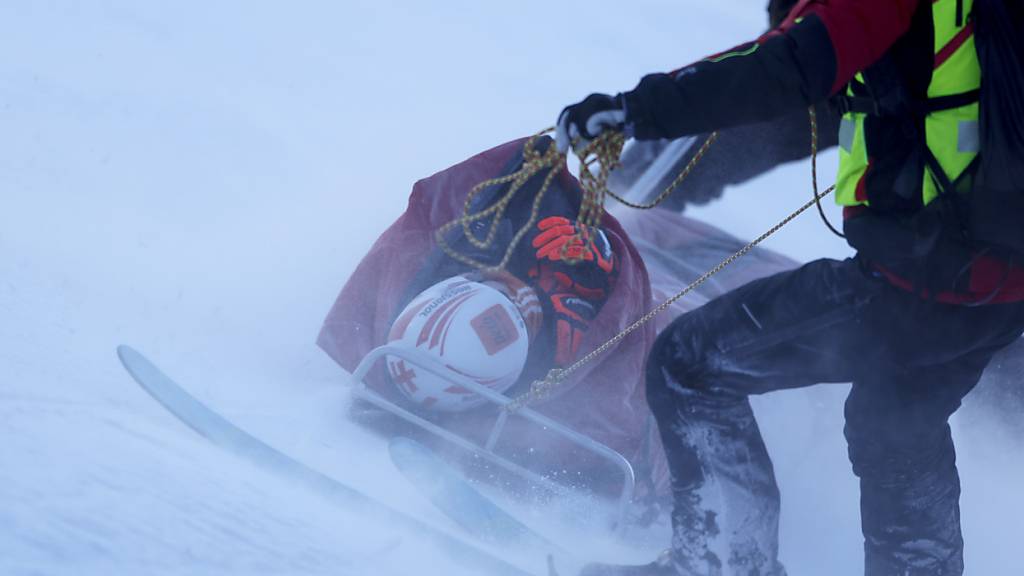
[{"left": 385, "top": 274, "right": 538, "bottom": 412}]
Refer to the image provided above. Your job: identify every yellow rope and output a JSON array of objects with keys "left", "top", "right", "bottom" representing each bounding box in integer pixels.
[
  {"left": 433, "top": 107, "right": 833, "bottom": 411},
  {"left": 434, "top": 128, "right": 564, "bottom": 273},
  {"left": 605, "top": 132, "right": 720, "bottom": 210}
]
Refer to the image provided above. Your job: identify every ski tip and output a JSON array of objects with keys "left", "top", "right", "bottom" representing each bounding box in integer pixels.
[
  {"left": 116, "top": 345, "right": 151, "bottom": 388},
  {"left": 116, "top": 344, "right": 137, "bottom": 364},
  {"left": 116, "top": 345, "right": 153, "bottom": 381}
]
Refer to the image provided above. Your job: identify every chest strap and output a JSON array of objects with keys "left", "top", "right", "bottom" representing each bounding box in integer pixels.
[{"left": 833, "top": 87, "right": 980, "bottom": 117}]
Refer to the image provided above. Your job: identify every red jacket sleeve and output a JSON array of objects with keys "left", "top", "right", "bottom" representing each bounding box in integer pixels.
[{"left": 622, "top": 0, "right": 922, "bottom": 140}]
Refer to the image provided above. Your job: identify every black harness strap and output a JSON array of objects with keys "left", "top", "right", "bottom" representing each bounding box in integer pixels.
[
  {"left": 834, "top": 88, "right": 980, "bottom": 116},
  {"left": 918, "top": 89, "right": 981, "bottom": 113}
]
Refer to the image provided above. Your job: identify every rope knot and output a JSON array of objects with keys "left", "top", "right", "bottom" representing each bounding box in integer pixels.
[{"left": 504, "top": 368, "right": 566, "bottom": 413}]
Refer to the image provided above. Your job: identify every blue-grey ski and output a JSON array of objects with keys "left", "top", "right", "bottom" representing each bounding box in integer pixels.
[
  {"left": 389, "top": 436, "right": 566, "bottom": 555},
  {"left": 116, "top": 345, "right": 539, "bottom": 576}
]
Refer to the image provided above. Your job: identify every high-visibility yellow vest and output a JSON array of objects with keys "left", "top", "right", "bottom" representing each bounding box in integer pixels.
[{"left": 836, "top": 0, "right": 981, "bottom": 208}]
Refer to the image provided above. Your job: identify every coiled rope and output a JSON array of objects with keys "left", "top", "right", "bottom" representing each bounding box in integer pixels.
[{"left": 434, "top": 108, "right": 836, "bottom": 411}]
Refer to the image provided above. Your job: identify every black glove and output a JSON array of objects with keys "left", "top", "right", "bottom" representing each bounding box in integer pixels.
[{"left": 555, "top": 93, "right": 627, "bottom": 153}]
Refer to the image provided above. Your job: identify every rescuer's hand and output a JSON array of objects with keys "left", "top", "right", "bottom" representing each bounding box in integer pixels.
[{"left": 555, "top": 93, "right": 627, "bottom": 154}]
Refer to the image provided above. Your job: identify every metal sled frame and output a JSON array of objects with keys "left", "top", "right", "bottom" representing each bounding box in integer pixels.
[{"left": 349, "top": 344, "right": 636, "bottom": 528}]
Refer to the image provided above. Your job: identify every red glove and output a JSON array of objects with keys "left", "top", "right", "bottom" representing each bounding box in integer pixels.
[
  {"left": 528, "top": 217, "right": 618, "bottom": 366},
  {"left": 532, "top": 216, "right": 616, "bottom": 276}
]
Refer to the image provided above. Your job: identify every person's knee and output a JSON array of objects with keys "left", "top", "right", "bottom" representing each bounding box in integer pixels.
[
  {"left": 844, "top": 390, "right": 956, "bottom": 481},
  {"left": 645, "top": 312, "right": 719, "bottom": 420}
]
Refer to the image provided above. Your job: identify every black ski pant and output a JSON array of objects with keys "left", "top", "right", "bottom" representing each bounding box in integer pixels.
[{"left": 645, "top": 257, "right": 1024, "bottom": 576}]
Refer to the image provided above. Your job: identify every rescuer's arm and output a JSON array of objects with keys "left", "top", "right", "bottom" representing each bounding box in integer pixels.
[
  {"left": 557, "top": 0, "right": 922, "bottom": 150},
  {"left": 625, "top": 0, "right": 922, "bottom": 139}
]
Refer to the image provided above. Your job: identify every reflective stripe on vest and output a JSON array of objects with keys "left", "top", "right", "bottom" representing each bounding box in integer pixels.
[{"left": 835, "top": 0, "right": 981, "bottom": 208}]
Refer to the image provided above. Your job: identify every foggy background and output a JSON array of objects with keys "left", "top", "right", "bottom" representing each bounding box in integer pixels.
[{"left": 1, "top": 1, "right": 1019, "bottom": 575}]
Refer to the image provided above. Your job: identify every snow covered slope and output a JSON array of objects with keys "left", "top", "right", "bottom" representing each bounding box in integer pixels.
[{"left": 1, "top": 1, "right": 1020, "bottom": 575}]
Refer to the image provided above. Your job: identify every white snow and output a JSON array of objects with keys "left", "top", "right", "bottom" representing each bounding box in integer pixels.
[{"left": 1, "top": 1, "right": 1020, "bottom": 575}]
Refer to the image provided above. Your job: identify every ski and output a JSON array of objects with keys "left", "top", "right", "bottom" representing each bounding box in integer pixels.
[
  {"left": 389, "top": 436, "right": 567, "bottom": 552},
  {"left": 116, "top": 345, "right": 540, "bottom": 576}
]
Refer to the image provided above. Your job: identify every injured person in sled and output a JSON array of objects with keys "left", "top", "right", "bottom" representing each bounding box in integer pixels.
[{"left": 316, "top": 133, "right": 802, "bottom": 524}]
